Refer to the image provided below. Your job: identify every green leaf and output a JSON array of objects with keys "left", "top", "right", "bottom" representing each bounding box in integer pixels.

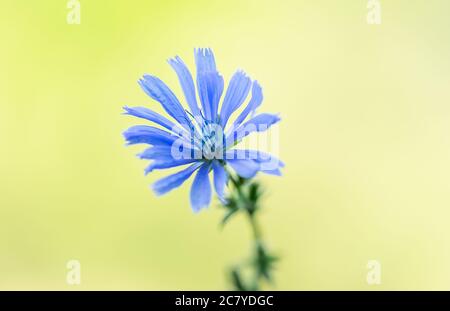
[
  {"left": 221, "top": 207, "right": 239, "bottom": 226},
  {"left": 230, "top": 268, "right": 247, "bottom": 291},
  {"left": 248, "top": 183, "right": 262, "bottom": 202},
  {"left": 254, "top": 243, "right": 279, "bottom": 282}
]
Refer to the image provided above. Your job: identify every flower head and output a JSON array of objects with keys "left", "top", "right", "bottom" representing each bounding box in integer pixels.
[{"left": 123, "top": 48, "right": 283, "bottom": 212}]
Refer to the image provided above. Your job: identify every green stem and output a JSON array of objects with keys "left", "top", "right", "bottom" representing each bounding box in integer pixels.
[
  {"left": 248, "top": 212, "right": 262, "bottom": 291},
  {"left": 221, "top": 167, "right": 278, "bottom": 291},
  {"left": 249, "top": 211, "right": 261, "bottom": 242}
]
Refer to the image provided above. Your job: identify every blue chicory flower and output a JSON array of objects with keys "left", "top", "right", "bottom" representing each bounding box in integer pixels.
[{"left": 123, "top": 48, "right": 283, "bottom": 212}]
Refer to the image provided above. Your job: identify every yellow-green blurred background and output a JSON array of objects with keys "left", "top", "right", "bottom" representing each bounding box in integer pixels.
[{"left": 1, "top": 0, "right": 450, "bottom": 290}]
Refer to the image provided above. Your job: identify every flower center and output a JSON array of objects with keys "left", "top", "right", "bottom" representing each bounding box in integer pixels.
[{"left": 200, "top": 121, "right": 225, "bottom": 160}]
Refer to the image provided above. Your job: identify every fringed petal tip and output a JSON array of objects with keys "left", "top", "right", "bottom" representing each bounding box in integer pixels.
[
  {"left": 195, "top": 47, "right": 214, "bottom": 57},
  {"left": 195, "top": 48, "right": 217, "bottom": 74},
  {"left": 167, "top": 55, "right": 182, "bottom": 64}
]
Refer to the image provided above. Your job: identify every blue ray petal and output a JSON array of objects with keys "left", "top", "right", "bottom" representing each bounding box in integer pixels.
[
  {"left": 138, "top": 146, "right": 174, "bottom": 160},
  {"left": 219, "top": 71, "right": 251, "bottom": 128},
  {"left": 139, "top": 75, "right": 190, "bottom": 127},
  {"left": 226, "top": 113, "right": 281, "bottom": 147},
  {"left": 123, "top": 106, "right": 176, "bottom": 131},
  {"left": 226, "top": 149, "right": 284, "bottom": 176},
  {"left": 197, "top": 71, "right": 224, "bottom": 121},
  {"left": 195, "top": 48, "right": 223, "bottom": 121},
  {"left": 225, "top": 149, "right": 285, "bottom": 168},
  {"left": 260, "top": 168, "right": 282, "bottom": 176},
  {"left": 152, "top": 162, "right": 203, "bottom": 195},
  {"left": 145, "top": 158, "right": 197, "bottom": 175},
  {"left": 168, "top": 56, "right": 201, "bottom": 118},
  {"left": 227, "top": 159, "right": 260, "bottom": 179},
  {"left": 229, "top": 81, "right": 263, "bottom": 130},
  {"left": 212, "top": 161, "right": 228, "bottom": 203},
  {"left": 123, "top": 125, "right": 178, "bottom": 146},
  {"left": 194, "top": 48, "right": 217, "bottom": 73},
  {"left": 190, "top": 163, "right": 212, "bottom": 212},
  {"left": 139, "top": 144, "right": 196, "bottom": 161}
]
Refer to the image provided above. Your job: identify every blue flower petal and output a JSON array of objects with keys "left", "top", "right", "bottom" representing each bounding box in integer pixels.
[
  {"left": 123, "top": 125, "right": 177, "bottom": 146},
  {"left": 138, "top": 146, "right": 173, "bottom": 160},
  {"left": 229, "top": 81, "right": 263, "bottom": 129},
  {"left": 139, "top": 143, "right": 196, "bottom": 161},
  {"left": 212, "top": 161, "right": 227, "bottom": 203},
  {"left": 220, "top": 71, "right": 251, "bottom": 128},
  {"left": 195, "top": 48, "right": 223, "bottom": 121},
  {"left": 168, "top": 56, "right": 202, "bottom": 118},
  {"left": 226, "top": 113, "right": 280, "bottom": 147},
  {"left": 197, "top": 71, "right": 224, "bottom": 121},
  {"left": 152, "top": 162, "right": 203, "bottom": 195},
  {"left": 194, "top": 48, "right": 217, "bottom": 73},
  {"left": 123, "top": 106, "right": 176, "bottom": 131},
  {"left": 226, "top": 149, "right": 284, "bottom": 176},
  {"left": 139, "top": 75, "right": 190, "bottom": 127},
  {"left": 226, "top": 149, "right": 285, "bottom": 168},
  {"left": 260, "top": 168, "right": 282, "bottom": 176},
  {"left": 190, "top": 163, "right": 212, "bottom": 212},
  {"left": 145, "top": 159, "right": 196, "bottom": 175},
  {"left": 227, "top": 159, "right": 260, "bottom": 179}
]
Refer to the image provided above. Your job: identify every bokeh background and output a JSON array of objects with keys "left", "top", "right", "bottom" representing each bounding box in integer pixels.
[{"left": 1, "top": 0, "right": 450, "bottom": 290}]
